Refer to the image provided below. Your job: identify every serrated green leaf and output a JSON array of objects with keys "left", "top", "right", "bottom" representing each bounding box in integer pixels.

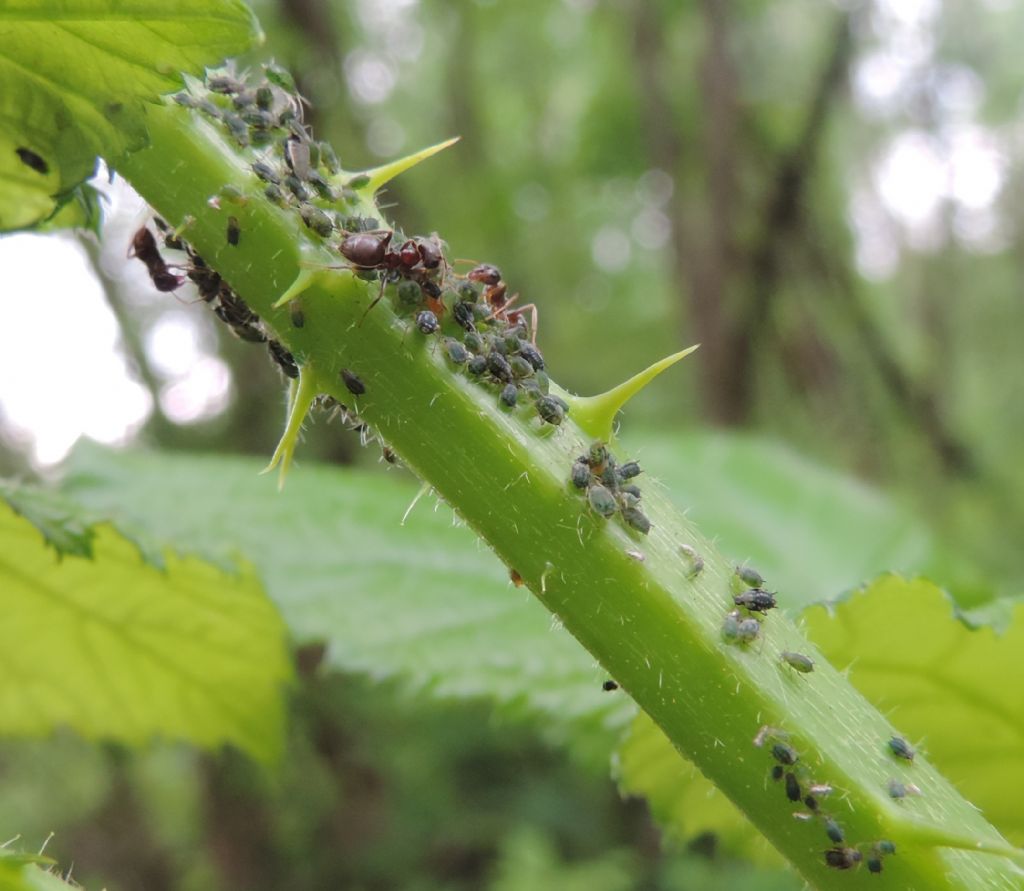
[
  {"left": 0, "top": 848, "right": 69, "bottom": 891},
  {"left": 0, "top": 498, "right": 291, "bottom": 762},
  {"left": 626, "top": 431, "right": 936, "bottom": 609},
  {"left": 616, "top": 712, "right": 783, "bottom": 866},
  {"left": 63, "top": 445, "right": 635, "bottom": 765},
  {"left": 0, "top": 0, "right": 261, "bottom": 231},
  {"left": 0, "top": 479, "right": 96, "bottom": 558},
  {"left": 802, "top": 576, "right": 1024, "bottom": 846}
]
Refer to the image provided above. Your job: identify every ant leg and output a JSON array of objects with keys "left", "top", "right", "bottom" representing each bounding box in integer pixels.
[
  {"left": 513, "top": 303, "right": 540, "bottom": 345},
  {"left": 483, "top": 292, "right": 519, "bottom": 324},
  {"left": 358, "top": 274, "right": 388, "bottom": 327}
]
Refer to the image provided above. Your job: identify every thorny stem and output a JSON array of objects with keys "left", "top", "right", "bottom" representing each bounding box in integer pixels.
[{"left": 117, "top": 97, "right": 1023, "bottom": 890}]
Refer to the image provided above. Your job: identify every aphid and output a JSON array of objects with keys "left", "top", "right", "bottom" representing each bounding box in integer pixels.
[
  {"left": 226, "top": 216, "right": 241, "bottom": 246},
  {"left": 444, "top": 338, "right": 469, "bottom": 365},
  {"left": 467, "top": 355, "right": 487, "bottom": 375},
  {"left": 288, "top": 299, "right": 305, "bottom": 328},
  {"left": 621, "top": 506, "right": 651, "bottom": 535},
  {"left": 875, "top": 840, "right": 896, "bottom": 856},
  {"left": 772, "top": 742, "right": 799, "bottom": 766},
  {"left": 587, "top": 484, "right": 618, "bottom": 519},
  {"left": 679, "top": 544, "right": 704, "bottom": 579},
  {"left": 463, "top": 331, "right": 485, "bottom": 353},
  {"left": 487, "top": 351, "right": 513, "bottom": 383},
  {"left": 256, "top": 161, "right": 284, "bottom": 184},
  {"left": 453, "top": 301, "right": 476, "bottom": 331},
  {"left": 536, "top": 396, "right": 565, "bottom": 425},
  {"left": 173, "top": 91, "right": 198, "bottom": 108},
  {"left": 415, "top": 310, "right": 439, "bottom": 334},
  {"left": 571, "top": 461, "right": 591, "bottom": 490},
  {"left": 721, "top": 611, "right": 750, "bottom": 644},
  {"left": 208, "top": 73, "right": 244, "bottom": 94},
  {"left": 888, "top": 736, "right": 915, "bottom": 762},
  {"left": 320, "top": 142, "right": 340, "bottom": 175},
  {"left": 307, "top": 171, "right": 335, "bottom": 200},
  {"left": 299, "top": 204, "right": 334, "bottom": 237},
  {"left": 866, "top": 857, "right": 883, "bottom": 874},
  {"left": 737, "top": 617, "right": 761, "bottom": 643},
  {"left": 241, "top": 109, "right": 275, "bottom": 130},
  {"left": 824, "top": 848, "right": 862, "bottom": 870},
  {"left": 784, "top": 772, "right": 801, "bottom": 802},
  {"left": 734, "top": 588, "right": 777, "bottom": 614},
  {"left": 223, "top": 113, "right": 250, "bottom": 145},
  {"left": 735, "top": 565, "right": 765, "bottom": 589},
  {"left": 219, "top": 184, "right": 247, "bottom": 206},
  {"left": 602, "top": 680, "right": 619, "bottom": 692},
  {"left": 771, "top": 765, "right": 784, "bottom": 781},
  {"left": 516, "top": 341, "right": 545, "bottom": 371},
  {"left": 803, "top": 795, "right": 818, "bottom": 812},
  {"left": 499, "top": 383, "right": 518, "bottom": 408},
  {"left": 397, "top": 280, "right": 422, "bottom": 307},
  {"left": 887, "top": 779, "right": 921, "bottom": 799},
  {"left": 267, "top": 339, "right": 299, "bottom": 378},
  {"left": 588, "top": 441, "right": 609, "bottom": 469},
  {"left": 780, "top": 651, "right": 815, "bottom": 673},
  {"left": 824, "top": 818, "right": 844, "bottom": 844},
  {"left": 509, "top": 569, "right": 524, "bottom": 587},
  {"left": 616, "top": 461, "right": 640, "bottom": 481},
  {"left": 284, "top": 174, "right": 310, "bottom": 201},
  {"left": 256, "top": 85, "right": 274, "bottom": 109},
  {"left": 15, "top": 146, "right": 48, "bottom": 175},
  {"left": 347, "top": 174, "right": 371, "bottom": 190},
  {"left": 340, "top": 368, "right": 366, "bottom": 396},
  {"left": 264, "top": 183, "right": 286, "bottom": 205},
  {"left": 197, "top": 98, "right": 222, "bottom": 119},
  {"left": 620, "top": 483, "right": 642, "bottom": 498}
]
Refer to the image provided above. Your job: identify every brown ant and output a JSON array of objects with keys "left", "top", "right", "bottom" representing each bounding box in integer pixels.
[
  {"left": 464, "top": 263, "right": 539, "bottom": 344},
  {"left": 128, "top": 226, "right": 184, "bottom": 292}
]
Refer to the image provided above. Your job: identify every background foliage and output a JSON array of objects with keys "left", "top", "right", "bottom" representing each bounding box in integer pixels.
[{"left": 2, "top": 0, "right": 1023, "bottom": 888}]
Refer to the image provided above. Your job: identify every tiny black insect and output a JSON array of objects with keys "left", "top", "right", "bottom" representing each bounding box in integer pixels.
[
  {"left": 784, "top": 772, "right": 801, "bottom": 802},
  {"left": 602, "top": 680, "right": 619, "bottom": 692},
  {"left": 888, "top": 736, "right": 915, "bottom": 762},
  {"left": 772, "top": 742, "right": 798, "bottom": 766},
  {"left": 734, "top": 588, "right": 777, "bottom": 614},
  {"left": 416, "top": 310, "right": 439, "bottom": 334},
  {"left": 824, "top": 818, "right": 844, "bottom": 844},
  {"left": 824, "top": 848, "right": 862, "bottom": 870},
  {"left": 227, "top": 216, "right": 241, "bottom": 246},
  {"left": 340, "top": 368, "right": 366, "bottom": 395}
]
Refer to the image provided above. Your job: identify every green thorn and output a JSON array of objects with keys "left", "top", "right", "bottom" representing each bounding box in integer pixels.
[
  {"left": 359, "top": 137, "right": 461, "bottom": 194},
  {"left": 559, "top": 345, "right": 700, "bottom": 441},
  {"left": 272, "top": 268, "right": 319, "bottom": 310},
  {"left": 261, "top": 369, "right": 318, "bottom": 490}
]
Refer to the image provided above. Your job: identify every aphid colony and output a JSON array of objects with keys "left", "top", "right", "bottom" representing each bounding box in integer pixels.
[
  {"left": 755, "top": 727, "right": 899, "bottom": 875},
  {"left": 570, "top": 441, "right": 650, "bottom": 534},
  {"left": 721, "top": 564, "right": 780, "bottom": 648},
  {"left": 168, "top": 65, "right": 568, "bottom": 429},
  {"left": 131, "top": 218, "right": 300, "bottom": 381}
]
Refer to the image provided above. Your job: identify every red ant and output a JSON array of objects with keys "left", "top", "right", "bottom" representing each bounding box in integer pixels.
[{"left": 465, "top": 263, "right": 539, "bottom": 345}]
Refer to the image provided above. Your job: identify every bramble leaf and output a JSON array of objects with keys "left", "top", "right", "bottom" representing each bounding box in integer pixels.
[
  {"left": 803, "top": 576, "right": 1024, "bottom": 846},
  {"left": 0, "top": 493, "right": 291, "bottom": 762},
  {"left": 0, "top": 0, "right": 261, "bottom": 230}
]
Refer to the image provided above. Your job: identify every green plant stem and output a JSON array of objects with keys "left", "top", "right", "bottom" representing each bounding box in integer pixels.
[{"left": 118, "top": 101, "right": 1023, "bottom": 889}]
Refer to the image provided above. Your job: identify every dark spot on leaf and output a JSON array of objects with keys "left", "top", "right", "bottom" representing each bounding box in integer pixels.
[{"left": 16, "top": 147, "right": 48, "bottom": 175}]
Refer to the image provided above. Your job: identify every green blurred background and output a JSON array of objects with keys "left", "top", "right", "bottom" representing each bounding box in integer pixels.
[{"left": 1, "top": 0, "right": 1022, "bottom": 887}]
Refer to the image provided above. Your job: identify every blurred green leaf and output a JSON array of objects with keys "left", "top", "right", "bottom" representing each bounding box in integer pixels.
[
  {"left": 803, "top": 576, "right": 1024, "bottom": 846},
  {"left": 0, "top": 848, "right": 69, "bottom": 891},
  {"left": 0, "top": 480, "right": 96, "bottom": 558},
  {"left": 63, "top": 445, "right": 635, "bottom": 765},
  {"left": 0, "top": 0, "right": 261, "bottom": 231},
  {"left": 0, "top": 495, "right": 291, "bottom": 762},
  {"left": 615, "top": 712, "right": 782, "bottom": 866},
  {"left": 626, "top": 431, "right": 935, "bottom": 608}
]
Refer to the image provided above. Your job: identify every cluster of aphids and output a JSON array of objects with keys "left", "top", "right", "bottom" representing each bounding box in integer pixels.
[
  {"left": 721, "top": 564, "right": 780, "bottom": 648},
  {"left": 130, "top": 220, "right": 299, "bottom": 380},
  {"left": 170, "top": 65, "right": 568, "bottom": 428},
  {"left": 570, "top": 441, "right": 649, "bottom": 534},
  {"left": 755, "top": 727, "right": 898, "bottom": 875}
]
